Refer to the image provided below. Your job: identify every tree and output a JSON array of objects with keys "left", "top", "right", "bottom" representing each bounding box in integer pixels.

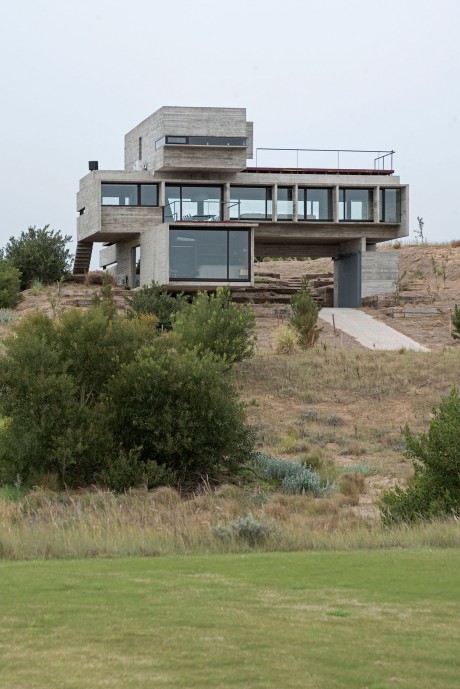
[
  {"left": 379, "top": 387, "right": 460, "bottom": 523},
  {"left": 0, "top": 260, "right": 21, "bottom": 308},
  {"left": 3, "top": 225, "right": 72, "bottom": 289},
  {"left": 173, "top": 287, "right": 256, "bottom": 364},
  {"left": 289, "top": 279, "right": 322, "bottom": 348}
]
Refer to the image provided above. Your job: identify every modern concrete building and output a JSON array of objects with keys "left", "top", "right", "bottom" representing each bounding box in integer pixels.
[{"left": 75, "top": 106, "right": 408, "bottom": 306}]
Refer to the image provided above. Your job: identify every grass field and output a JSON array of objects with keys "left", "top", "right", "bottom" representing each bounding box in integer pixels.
[{"left": 1, "top": 549, "right": 459, "bottom": 689}]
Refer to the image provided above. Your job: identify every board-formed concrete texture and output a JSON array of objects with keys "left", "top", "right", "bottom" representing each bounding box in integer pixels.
[
  {"left": 76, "top": 105, "right": 409, "bottom": 302},
  {"left": 319, "top": 309, "right": 430, "bottom": 351}
]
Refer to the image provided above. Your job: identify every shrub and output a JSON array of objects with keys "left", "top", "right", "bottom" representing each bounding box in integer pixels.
[
  {"left": 451, "top": 304, "right": 460, "bottom": 340},
  {"left": 104, "top": 343, "right": 254, "bottom": 483},
  {"left": 173, "top": 287, "right": 256, "bottom": 364},
  {"left": 2, "top": 225, "right": 72, "bottom": 289},
  {"left": 0, "top": 261, "right": 21, "bottom": 308},
  {"left": 125, "top": 282, "right": 187, "bottom": 330},
  {"left": 275, "top": 326, "right": 297, "bottom": 354},
  {"left": 289, "top": 279, "right": 322, "bottom": 348},
  {"left": 252, "top": 452, "right": 331, "bottom": 496},
  {"left": 0, "top": 308, "right": 16, "bottom": 324},
  {"left": 379, "top": 387, "right": 460, "bottom": 523},
  {"left": 0, "top": 306, "right": 158, "bottom": 487},
  {"left": 213, "top": 513, "right": 274, "bottom": 545}
]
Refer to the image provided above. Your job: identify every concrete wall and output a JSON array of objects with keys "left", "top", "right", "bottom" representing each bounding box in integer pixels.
[
  {"left": 124, "top": 106, "right": 252, "bottom": 172},
  {"left": 361, "top": 252, "right": 399, "bottom": 298}
]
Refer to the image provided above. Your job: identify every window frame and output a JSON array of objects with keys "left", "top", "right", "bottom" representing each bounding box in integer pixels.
[
  {"left": 100, "top": 183, "right": 159, "bottom": 207},
  {"left": 168, "top": 227, "right": 251, "bottom": 282}
]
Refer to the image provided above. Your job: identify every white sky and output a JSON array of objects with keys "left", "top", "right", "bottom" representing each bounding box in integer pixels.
[{"left": 0, "top": 0, "right": 459, "bottom": 258}]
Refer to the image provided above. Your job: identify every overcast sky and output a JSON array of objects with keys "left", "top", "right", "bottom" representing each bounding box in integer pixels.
[{"left": 0, "top": 0, "right": 459, "bottom": 259}]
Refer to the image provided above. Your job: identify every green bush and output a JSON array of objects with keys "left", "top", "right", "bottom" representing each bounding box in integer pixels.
[
  {"left": 451, "top": 304, "right": 460, "bottom": 340},
  {"left": 252, "top": 452, "right": 331, "bottom": 496},
  {"left": 2, "top": 225, "right": 72, "bottom": 289},
  {"left": 289, "top": 279, "right": 322, "bottom": 348},
  {"left": 0, "top": 261, "right": 21, "bottom": 308},
  {"left": 213, "top": 513, "right": 274, "bottom": 545},
  {"left": 173, "top": 287, "right": 256, "bottom": 364},
  {"left": 125, "top": 282, "right": 187, "bottom": 330},
  {"left": 0, "top": 307, "right": 158, "bottom": 487},
  {"left": 0, "top": 306, "right": 253, "bottom": 489},
  {"left": 379, "top": 387, "right": 460, "bottom": 523},
  {"left": 104, "top": 342, "right": 254, "bottom": 483}
]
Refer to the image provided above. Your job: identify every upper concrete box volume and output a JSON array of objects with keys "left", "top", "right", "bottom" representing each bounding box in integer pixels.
[{"left": 76, "top": 105, "right": 408, "bottom": 306}]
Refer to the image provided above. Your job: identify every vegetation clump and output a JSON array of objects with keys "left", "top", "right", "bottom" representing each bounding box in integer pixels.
[
  {"left": 289, "top": 279, "right": 322, "bottom": 348},
  {"left": 380, "top": 387, "right": 460, "bottom": 523},
  {"left": 451, "top": 304, "right": 460, "bottom": 340},
  {"left": 1, "top": 225, "right": 72, "bottom": 289},
  {"left": 173, "top": 286, "right": 256, "bottom": 364},
  {"left": 252, "top": 452, "right": 331, "bottom": 497},
  {"left": 0, "top": 304, "right": 253, "bottom": 490},
  {"left": 124, "top": 281, "right": 188, "bottom": 330},
  {"left": 0, "top": 260, "right": 21, "bottom": 308}
]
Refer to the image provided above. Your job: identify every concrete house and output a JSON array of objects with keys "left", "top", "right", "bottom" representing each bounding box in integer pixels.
[{"left": 75, "top": 106, "right": 408, "bottom": 306}]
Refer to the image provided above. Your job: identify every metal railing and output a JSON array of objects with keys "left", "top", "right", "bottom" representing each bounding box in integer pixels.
[{"left": 254, "top": 147, "right": 395, "bottom": 172}]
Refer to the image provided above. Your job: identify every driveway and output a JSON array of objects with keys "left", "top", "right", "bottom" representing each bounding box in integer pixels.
[{"left": 319, "top": 308, "right": 430, "bottom": 352}]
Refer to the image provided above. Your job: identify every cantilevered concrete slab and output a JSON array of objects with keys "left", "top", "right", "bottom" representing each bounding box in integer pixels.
[{"left": 319, "top": 308, "right": 429, "bottom": 351}]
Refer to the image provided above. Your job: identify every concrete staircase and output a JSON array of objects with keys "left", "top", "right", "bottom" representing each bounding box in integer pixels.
[{"left": 73, "top": 241, "right": 93, "bottom": 275}]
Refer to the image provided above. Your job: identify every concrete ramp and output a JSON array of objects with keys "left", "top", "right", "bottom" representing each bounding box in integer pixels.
[{"left": 319, "top": 308, "right": 430, "bottom": 352}]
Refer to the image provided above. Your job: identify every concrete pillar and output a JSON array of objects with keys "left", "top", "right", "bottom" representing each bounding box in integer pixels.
[
  {"left": 223, "top": 183, "right": 230, "bottom": 221},
  {"left": 373, "top": 186, "right": 380, "bottom": 223},
  {"left": 293, "top": 183, "right": 298, "bottom": 222},
  {"left": 333, "top": 185, "right": 339, "bottom": 223},
  {"left": 272, "top": 184, "right": 277, "bottom": 221}
]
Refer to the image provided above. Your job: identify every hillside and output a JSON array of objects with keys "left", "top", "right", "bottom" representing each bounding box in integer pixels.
[{"left": 1, "top": 243, "right": 460, "bottom": 520}]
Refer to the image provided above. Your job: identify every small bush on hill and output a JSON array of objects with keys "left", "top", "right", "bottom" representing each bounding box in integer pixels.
[
  {"left": 2, "top": 225, "right": 72, "bottom": 289},
  {"left": 451, "top": 304, "right": 460, "bottom": 340},
  {"left": 0, "top": 261, "right": 21, "bottom": 308},
  {"left": 125, "top": 281, "right": 188, "bottom": 329},
  {"left": 173, "top": 287, "right": 256, "bottom": 364},
  {"left": 379, "top": 387, "right": 460, "bottom": 523},
  {"left": 289, "top": 279, "right": 322, "bottom": 348},
  {"left": 252, "top": 452, "right": 331, "bottom": 497}
]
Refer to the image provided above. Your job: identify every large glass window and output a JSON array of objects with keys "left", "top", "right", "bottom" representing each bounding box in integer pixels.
[
  {"left": 339, "top": 189, "right": 373, "bottom": 221},
  {"left": 101, "top": 184, "right": 138, "bottom": 206},
  {"left": 298, "top": 188, "right": 333, "bottom": 220},
  {"left": 169, "top": 229, "right": 250, "bottom": 281},
  {"left": 229, "top": 187, "right": 272, "bottom": 220},
  {"left": 380, "top": 188, "right": 401, "bottom": 222},
  {"left": 164, "top": 185, "right": 222, "bottom": 221},
  {"left": 277, "top": 187, "right": 293, "bottom": 220},
  {"left": 101, "top": 184, "right": 158, "bottom": 206}
]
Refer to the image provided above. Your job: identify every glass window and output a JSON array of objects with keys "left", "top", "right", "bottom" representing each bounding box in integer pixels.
[
  {"left": 298, "top": 188, "right": 333, "bottom": 220},
  {"left": 229, "top": 187, "right": 272, "bottom": 220},
  {"left": 229, "top": 231, "right": 250, "bottom": 279},
  {"left": 165, "top": 185, "right": 222, "bottom": 221},
  {"left": 169, "top": 229, "right": 250, "bottom": 281},
  {"left": 339, "top": 189, "right": 373, "bottom": 221},
  {"left": 140, "top": 185, "right": 158, "bottom": 206},
  {"left": 101, "top": 184, "right": 138, "bottom": 206},
  {"left": 277, "top": 188, "right": 293, "bottom": 220},
  {"left": 380, "top": 188, "right": 401, "bottom": 222}
]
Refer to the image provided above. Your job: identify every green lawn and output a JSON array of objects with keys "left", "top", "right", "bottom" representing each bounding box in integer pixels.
[{"left": 1, "top": 550, "right": 459, "bottom": 688}]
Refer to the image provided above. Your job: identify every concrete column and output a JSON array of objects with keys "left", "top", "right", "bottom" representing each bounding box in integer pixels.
[
  {"left": 159, "top": 181, "right": 165, "bottom": 207},
  {"left": 272, "top": 184, "right": 277, "bottom": 221},
  {"left": 293, "top": 183, "right": 298, "bottom": 222},
  {"left": 373, "top": 186, "right": 380, "bottom": 223},
  {"left": 333, "top": 185, "right": 339, "bottom": 223},
  {"left": 223, "top": 183, "right": 230, "bottom": 221}
]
